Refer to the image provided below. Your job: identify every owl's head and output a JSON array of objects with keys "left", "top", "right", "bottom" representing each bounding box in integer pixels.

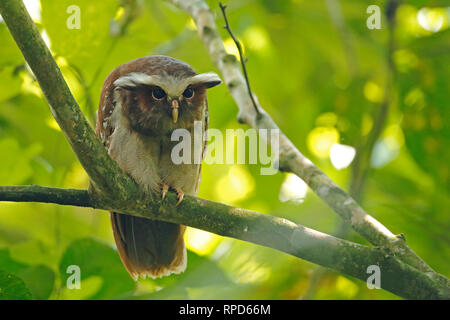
[{"left": 107, "top": 56, "right": 221, "bottom": 136}]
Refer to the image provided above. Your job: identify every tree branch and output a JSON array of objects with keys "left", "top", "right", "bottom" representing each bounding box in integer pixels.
[
  {"left": 304, "top": 0, "right": 398, "bottom": 299},
  {"left": 0, "top": 0, "right": 138, "bottom": 198},
  {"left": 0, "top": 185, "right": 90, "bottom": 207},
  {"left": 167, "top": 0, "right": 437, "bottom": 275},
  {"left": 1, "top": 185, "right": 448, "bottom": 299}
]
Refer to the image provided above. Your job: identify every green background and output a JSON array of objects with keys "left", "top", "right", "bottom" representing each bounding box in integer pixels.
[{"left": 0, "top": 0, "right": 448, "bottom": 299}]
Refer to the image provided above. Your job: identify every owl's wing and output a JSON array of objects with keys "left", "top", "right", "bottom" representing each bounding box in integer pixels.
[
  {"left": 194, "top": 98, "right": 209, "bottom": 194},
  {"left": 96, "top": 77, "right": 118, "bottom": 149}
]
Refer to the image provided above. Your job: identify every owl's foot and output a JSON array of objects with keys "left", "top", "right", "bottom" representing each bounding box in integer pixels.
[
  {"left": 159, "top": 182, "right": 184, "bottom": 206},
  {"left": 174, "top": 188, "right": 184, "bottom": 206},
  {"left": 160, "top": 182, "right": 169, "bottom": 200}
]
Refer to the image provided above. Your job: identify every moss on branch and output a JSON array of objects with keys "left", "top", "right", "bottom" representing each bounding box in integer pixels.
[{"left": 1, "top": 184, "right": 448, "bottom": 299}]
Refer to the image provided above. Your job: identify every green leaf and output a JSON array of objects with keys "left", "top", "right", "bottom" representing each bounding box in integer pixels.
[
  {"left": 58, "top": 275, "right": 103, "bottom": 300},
  {"left": 132, "top": 250, "right": 231, "bottom": 299},
  {"left": 0, "top": 138, "right": 42, "bottom": 185},
  {"left": 0, "top": 23, "right": 23, "bottom": 66},
  {"left": 41, "top": 0, "right": 118, "bottom": 81},
  {"left": 0, "top": 66, "right": 22, "bottom": 102},
  {"left": 0, "top": 270, "right": 33, "bottom": 300},
  {"left": 0, "top": 249, "right": 55, "bottom": 300},
  {"left": 17, "top": 265, "right": 55, "bottom": 300},
  {"left": 59, "top": 238, "right": 135, "bottom": 299},
  {"left": 0, "top": 249, "right": 27, "bottom": 274},
  {"left": 152, "top": 250, "right": 230, "bottom": 288}
]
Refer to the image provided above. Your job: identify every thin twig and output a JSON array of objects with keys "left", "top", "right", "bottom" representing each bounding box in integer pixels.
[
  {"left": 219, "top": 2, "right": 260, "bottom": 116},
  {"left": 0, "top": 185, "right": 91, "bottom": 207}
]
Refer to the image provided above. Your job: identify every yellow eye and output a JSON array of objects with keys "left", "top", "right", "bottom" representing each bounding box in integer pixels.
[{"left": 183, "top": 88, "right": 194, "bottom": 99}]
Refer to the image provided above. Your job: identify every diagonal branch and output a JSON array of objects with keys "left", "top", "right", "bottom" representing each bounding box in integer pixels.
[
  {"left": 303, "top": 0, "right": 398, "bottom": 299},
  {"left": 0, "top": 0, "right": 138, "bottom": 198},
  {"left": 167, "top": 0, "right": 436, "bottom": 275}
]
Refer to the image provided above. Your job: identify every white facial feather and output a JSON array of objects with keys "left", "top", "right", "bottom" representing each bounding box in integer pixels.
[
  {"left": 113, "top": 72, "right": 221, "bottom": 97},
  {"left": 189, "top": 72, "right": 222, "bottom": 87}
]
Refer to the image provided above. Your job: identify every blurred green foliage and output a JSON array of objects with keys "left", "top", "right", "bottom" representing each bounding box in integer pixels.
[{"left": 0, "top": 0, "right": 448, "bottom": 299}]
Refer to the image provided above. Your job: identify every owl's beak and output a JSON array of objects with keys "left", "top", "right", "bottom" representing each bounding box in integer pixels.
[{"left": 171, "top": 99, "right": 179, "bottom": 124}]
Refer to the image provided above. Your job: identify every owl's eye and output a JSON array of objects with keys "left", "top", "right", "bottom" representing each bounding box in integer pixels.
[
  {"left": 152, "top": 88, "right": 166, "bottom": 100},
  {"left": 182, "top": 88, "right": 194, "bottom": 99}
]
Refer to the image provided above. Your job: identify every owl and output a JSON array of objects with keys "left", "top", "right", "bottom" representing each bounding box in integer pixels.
[{"left": 96, "top": 56, "right": 221, "bottom": 279}]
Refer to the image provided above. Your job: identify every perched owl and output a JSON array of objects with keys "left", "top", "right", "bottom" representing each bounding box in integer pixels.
[{"left": 96, "top": 56, "right": 221, "bottom": 279}]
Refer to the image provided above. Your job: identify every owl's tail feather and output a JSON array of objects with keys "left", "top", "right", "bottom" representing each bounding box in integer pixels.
[{"left": 110, "top": 212, "right": 187, "bottom": 280}]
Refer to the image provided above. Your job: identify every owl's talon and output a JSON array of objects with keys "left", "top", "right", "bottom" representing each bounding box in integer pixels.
[
  {"left": 175, "top": 189, "right": 184, "bottom": 206},
  {"left": 160, "top": 183, "right": 169, "bottom": 200}
]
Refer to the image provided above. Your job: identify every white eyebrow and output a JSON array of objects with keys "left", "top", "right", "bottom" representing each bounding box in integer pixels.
[
  {"left": 113, "top": 72, "right": 162, "bottom": 88},
  {"left": 114, "top": 72, "right": 185, "bottom": 96},
  {"left": 188, "top": 72, "right": 222, "bottom": 87},
  {"left": 114, "top": 71, "right": 222, "bottom": 96}
]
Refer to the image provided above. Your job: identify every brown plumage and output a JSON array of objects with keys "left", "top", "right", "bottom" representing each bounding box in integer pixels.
[{"left": 96, "top": 55, "right": 221, "bottom": 279}]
